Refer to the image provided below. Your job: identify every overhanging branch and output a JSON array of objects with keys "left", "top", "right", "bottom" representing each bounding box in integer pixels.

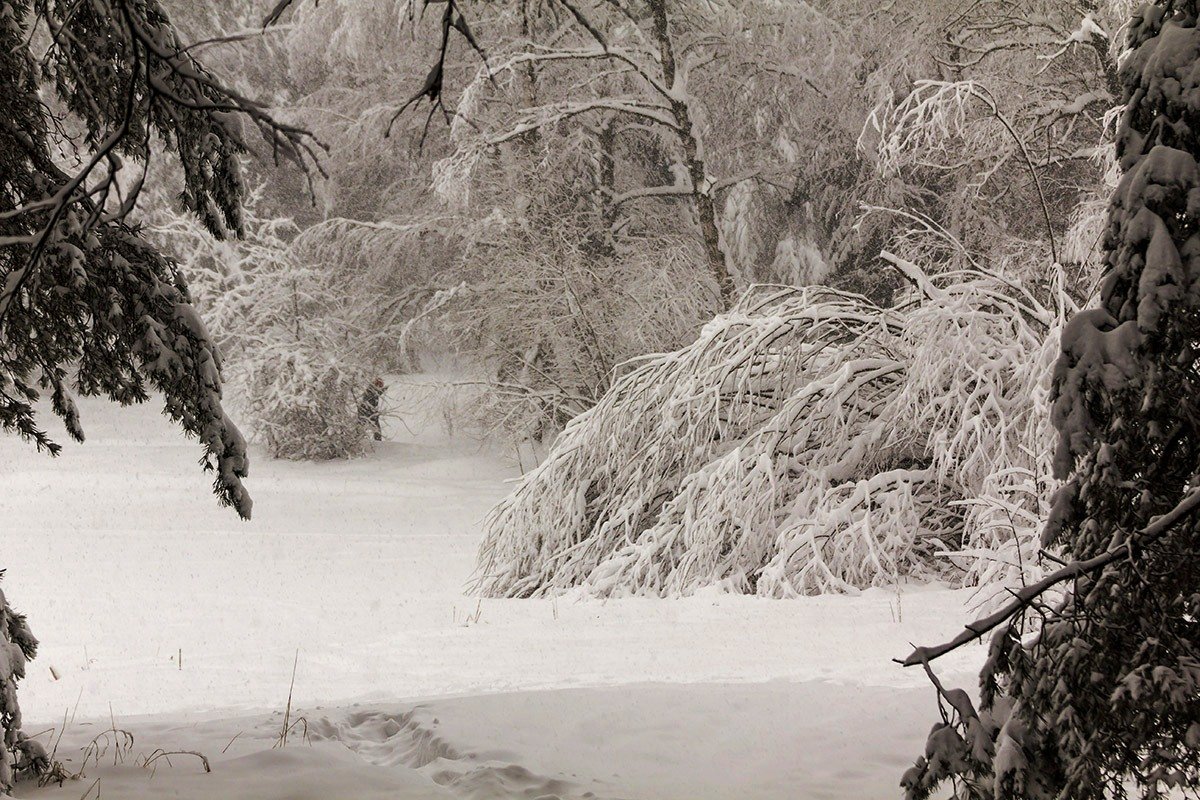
[{"left": 898, "top": 486, "right": 1200, "bottom": 668}]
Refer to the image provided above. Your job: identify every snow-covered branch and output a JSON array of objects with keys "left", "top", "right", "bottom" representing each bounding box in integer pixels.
[
  {"left": 489, "top": 98, "right": 680, "bottom": 144},
  {"left": 475, "top": 257, "right": 1066, "bottom": 598}
]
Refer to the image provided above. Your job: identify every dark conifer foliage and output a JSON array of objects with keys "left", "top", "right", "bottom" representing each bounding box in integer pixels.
[
  {"left": 0, "top": 0, "right": 318, "bottom": 518},
  {"left": 0, "top": 572, "right": 40, "bottom": 790},
  {"left": 904, "top": 2, "right": 1200, "bottom": 797},
  {"left": 0, "top": 6, "right": 317, "bottom": 781}
]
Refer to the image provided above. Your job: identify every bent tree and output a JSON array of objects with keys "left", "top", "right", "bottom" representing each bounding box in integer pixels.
[
  {"left": 903, "top": 2, "right": 1200, "bottom": 798},
  {"left": 0, "top": 0, "right": 316, "bottom": 788}
]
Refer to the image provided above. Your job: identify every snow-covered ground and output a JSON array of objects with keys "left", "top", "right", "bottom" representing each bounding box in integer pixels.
[{"left": 1, "top": 379, "right": 984, "bottom": 798}]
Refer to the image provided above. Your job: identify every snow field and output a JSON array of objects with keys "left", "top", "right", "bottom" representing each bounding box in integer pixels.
[{"left": 1, "top": 380, "right": 982, "bottom": 797}]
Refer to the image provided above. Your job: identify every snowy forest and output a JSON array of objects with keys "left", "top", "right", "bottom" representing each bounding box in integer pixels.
[{"left": 2, "top": 0, "right": 1200, "bottom": 798}]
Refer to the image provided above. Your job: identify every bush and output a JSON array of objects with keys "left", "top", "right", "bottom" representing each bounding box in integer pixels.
[
  {"left": 241, "top": 347, "right": 373, "bottom": 460},
  {"left": 150, "top": 200, "right": 400, "bottom": 460},
  {"left": 473, "top": 257, "right": 1068, "bottom": 598}
]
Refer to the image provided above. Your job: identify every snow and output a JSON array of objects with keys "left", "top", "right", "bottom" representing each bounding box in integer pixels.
[
  {"left": 1078, "top": 15, "right": 1106, "bottom": 43},
  {"left": 0, "top": 377, "right": 985, "bottom": 797},
  {"left": 16, "top": 682, "right": 954, "bottom": 799}
]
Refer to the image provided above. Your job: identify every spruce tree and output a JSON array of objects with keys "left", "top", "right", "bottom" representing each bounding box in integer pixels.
[
  {"left": 0, "top": 0, "right": 315, "bottom": 787},
  {"left": 0, "top": 574, "right": 41, "bottom": 791},
  {"left": 903, "top": 2, "right": 1200, "bottom": 797}
]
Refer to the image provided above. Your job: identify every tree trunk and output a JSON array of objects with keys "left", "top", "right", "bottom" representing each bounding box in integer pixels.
[
  {"left": 591, "top": 114, "right": 618, "bottom": 258},
  {"left": 647, "top": 0, "right": 736, "bottom": 307}
]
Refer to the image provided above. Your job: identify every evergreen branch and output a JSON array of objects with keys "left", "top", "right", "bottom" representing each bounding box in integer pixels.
[{"left": 898, "top": 486, "right": 1200, "bottom": 668}]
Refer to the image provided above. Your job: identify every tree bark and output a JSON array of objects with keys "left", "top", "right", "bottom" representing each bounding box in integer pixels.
[
  {"left": 647, "top": 0, "right": 736, "bottom": 307},
  {"left": 587, "top": 114, "right": 618, "bottom": 258}
]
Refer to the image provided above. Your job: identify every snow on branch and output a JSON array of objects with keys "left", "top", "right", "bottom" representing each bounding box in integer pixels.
[
  {"left": 489, "top": 98, "right": 681, "bottom": 144},
  {"left": 867, "top": 79, "right": 1059, "bottom": 263},
  {"left": 473, "top": 259, "right": 1068, "bottom": 598},
  {"left": 609, "top": 178, "right": 695, "bottom": 208},
  {"left": 899, "top": 486, "right": 1200, "bottom": 668},
  {"left": 498, "top": 45, "right": 672, "bottom": 99}
]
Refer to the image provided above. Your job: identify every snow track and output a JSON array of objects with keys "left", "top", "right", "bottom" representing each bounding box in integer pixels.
[{"left": 311, "top": 706, "right": 613, "bottom": 800}]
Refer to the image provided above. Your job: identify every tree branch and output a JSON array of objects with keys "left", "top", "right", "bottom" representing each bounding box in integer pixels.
[{"left": 898, "top": 486, "right": 1200, "bottom": 668}]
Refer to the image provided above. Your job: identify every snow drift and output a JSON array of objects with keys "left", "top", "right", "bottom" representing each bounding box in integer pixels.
[{"left": 474, "top": 260, "right": 1066, "bottom": 598}]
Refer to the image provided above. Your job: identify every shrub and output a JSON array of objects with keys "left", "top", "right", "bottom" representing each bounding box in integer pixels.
[
  {"left": 241, "top": 347, "right": 373, "bottom": 460},
  {"left": 474, "top": 257, "right": 1067, "bottom": 598}
]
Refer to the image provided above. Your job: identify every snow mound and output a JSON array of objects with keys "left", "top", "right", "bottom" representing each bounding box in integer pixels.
[
  {"left": 310, "top": 709, "right": 461, "bottom": 770},
  {"left": 475, "top": 271, "right": 1065, "bottom": 598},
  {"left": 16, "top": 724, "right": 453, "bottom": 800}
]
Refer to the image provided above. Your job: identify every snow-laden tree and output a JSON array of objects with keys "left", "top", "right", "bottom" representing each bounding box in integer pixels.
[
  {"left": 857, "top": 0, "right": 1130, "bottom": 291},
  {"left": 0, "top": 1, "right": 314, "bottom": 785},
  {"left": 262, "top": 0, "right": 485, "bottom": 224},
  {"left": 902, "top": 3, "right": 1200, "bottom": 796},
  {"left": 439, "top": 0, "right": 751, "bottom": 303},
  {"left": 216, "top": 2, "right": 936, "bottom": 443},
  {"left": 0, "top": 575, "right": 42, "bottom": 791},
  {"left": 1, "top": 0, "right": 318, "bottom": 506},
  {"left": 148, "top": 195, "right": 414, "bottom": 459},
  {"left": 168, "top": 0, "right": 1129, "bottom": 456},
  {"left": 468, "top": 0, "right": 1129, "bottom": 598},
  {"left": 474, "top": 253, "right": 1069, "bottom": 597},
  {"left": 240, "top": 1, "right": 723, "bottom": 443}
]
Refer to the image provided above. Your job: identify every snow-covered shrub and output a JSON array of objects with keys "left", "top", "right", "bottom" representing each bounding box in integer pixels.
[
  {"left": 241, "top": 346, "right": 373, "bottom": 461},
  {"left": 149, "top": 196, "right": 405, "bottom": 460},
  {"left": 474, "top": 258, "right": 1067, "bottom": 598},
  {"left": 227, "top": 249, "right": 393, "bottom": 460},
  {"left": 0, "top": 576, "right": 44, "bottom": 791}
]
